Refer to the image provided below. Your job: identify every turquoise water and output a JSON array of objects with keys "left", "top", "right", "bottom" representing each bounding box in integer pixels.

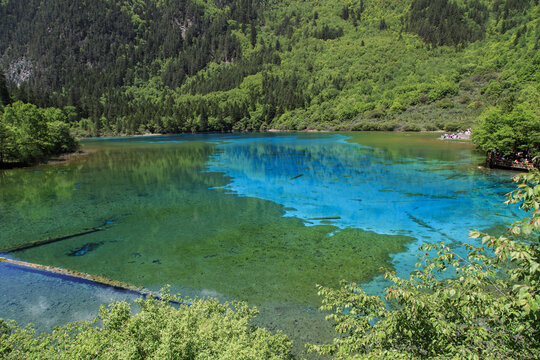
[
  {"left": 207, "top": 133, "right": 517, "bottom": 283},
  {"left": 0, "top": 132, "right": 518, "bottom": 354}
]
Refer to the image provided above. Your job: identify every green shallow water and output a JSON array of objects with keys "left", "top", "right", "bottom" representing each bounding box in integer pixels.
[
  {"left": 0, "top": 139, "right": 410, "bottom": 305},
  {"left": 0, "top": 132, "right": 517, "bottom": 357}
]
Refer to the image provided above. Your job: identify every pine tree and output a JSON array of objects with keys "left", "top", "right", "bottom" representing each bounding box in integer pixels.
[
  {"left": 250, "top": 23, "right": 257, "bottom": 47},
  {"left": 0, "top": 72, "right": 10, "bottom": 106}
]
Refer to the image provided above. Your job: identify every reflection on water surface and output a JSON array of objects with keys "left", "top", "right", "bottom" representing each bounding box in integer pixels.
[{"left": 0, "top": 132, "right": 518, "bottom": 355}]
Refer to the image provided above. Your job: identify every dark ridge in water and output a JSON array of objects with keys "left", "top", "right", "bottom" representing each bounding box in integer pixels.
[
  {"left": 1, "top": 228, "right": 105, "bottom": 254},
  {"left": 406, "top": 212, "right": 454, "bottom": 242},
  {"left": 68, "top": 242, "right": 104, "bottom": 256}
]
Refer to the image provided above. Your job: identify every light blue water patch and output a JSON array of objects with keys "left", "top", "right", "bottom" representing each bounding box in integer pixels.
[
  {"left": 0, "top": 262, "right": 139, "bottom": 333},
  {"left": 206, "top": 134, "right": 519, "bottom": 280}
]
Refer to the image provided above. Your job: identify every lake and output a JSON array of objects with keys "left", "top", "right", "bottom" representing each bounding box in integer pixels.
[{"left": 0, "top": 132, "right": 518, "bottom": 354}]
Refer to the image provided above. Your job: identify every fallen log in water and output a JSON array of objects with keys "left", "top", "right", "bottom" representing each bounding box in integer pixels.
[
  {"left": 308, "top": 216, "right": 341, "bottom": 220},
  {"left": 0, "top": 257, "right": 185, "bottom": 305},
  {"left": 0, "top": 256, "right": 145, "bottom": 293},
  {"left": 0, "top": 228, "right": 104, "bottom": 253},
  {"left": 289, "top": 174, "right": 304, "bottom": 180}
]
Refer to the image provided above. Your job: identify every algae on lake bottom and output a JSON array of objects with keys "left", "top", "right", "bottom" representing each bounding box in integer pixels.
[{"left": 0, "top": 132, "right": 519, "bottom": 359}]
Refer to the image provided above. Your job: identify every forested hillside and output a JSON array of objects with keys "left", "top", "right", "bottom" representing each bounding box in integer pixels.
[{"left": 0, "top": 0, "right": 538, "bottom": 136}]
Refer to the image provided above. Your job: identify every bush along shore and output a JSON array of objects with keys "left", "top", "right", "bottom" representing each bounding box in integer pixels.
[
  {"left": 0, "top": 102, "right": 78, "bottom": 168},
  {"left": 1, "top": 97, "right": 537, "bottom": 172}
]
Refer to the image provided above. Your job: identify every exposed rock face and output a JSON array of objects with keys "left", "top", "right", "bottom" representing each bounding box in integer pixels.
[{"left": 7, "top": 57, "right": 33, "bottom": 86}]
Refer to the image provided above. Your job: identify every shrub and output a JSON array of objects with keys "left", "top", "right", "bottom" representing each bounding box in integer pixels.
[
  {"left": 0, "top": 289, "right": 293, "bottom": 360},
  {"left": 482, "top": 81, "right": 503, "bottom": 97},
  {"left": 428, "top": 82, "right": 459, "bottom": 102},
  {"left": 402, "top": 123, "right": 421, "bottom": 131},
  {"left": 472, "top": 106, "right": 540, "bottom": 156},
  {"left": 468, "top": 100, "right": 484, "bottom": 109},
  {"left": 444, "top": 122, "right": 462, "bottom": 131},
  {"left": 459, "top": 79, "right": 474, "bottom": 91},
  {"left": 364, "top": 105, "right": 387, "bottom": 119},
  {"left": 458, "top": 95, "right": 471, "bottom": 104},
  {"left": 0, "top": 102, "right": 78, "bottom": 165},
  {"left": 436, "top": 98, "right": 455, "bottom": 109},
  {"left": 418, "top": 93, "right": 429, "bottom": 104},
  {"left": 389, "top": 101, "right": 407, "bottom": 113}
]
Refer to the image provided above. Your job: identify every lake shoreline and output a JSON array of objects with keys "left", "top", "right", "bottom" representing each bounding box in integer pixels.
[
  {"left": 1, "top": 130, "right": 473, "bottom": 171},
  {"left": 83, "top": 129, "right": 471, "bottom": 140},
  {"left": 0, "top": 150, "right": 92, "bottom": 170}
]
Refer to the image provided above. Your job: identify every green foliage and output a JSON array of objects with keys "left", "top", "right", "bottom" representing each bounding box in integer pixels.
[
  {"left": 312, "top": 24, "right": 344, "bottom": 40},
  {"left": 472, "top": 106, "right": 540, "bottom": 157},
  {"left": 0, "top": 289, "right": 293, "bottom": 359},
  {"left": 405, "top": 0, "right": 489, "bottom": 47},
  {"left": 0, "top": 71, "right": 9, "bottom": 106},
  {"left": 0, "top": 101, "right": 78, "bottom": 165},
  {"left": 0, "top": 0, "right": 538, "bottom": 136},
  {"left": 402, "top": 123, "right": 421, "bottom": 131},
  {"left": 310, "top": 170, "right": 540, "bottom": 359}
]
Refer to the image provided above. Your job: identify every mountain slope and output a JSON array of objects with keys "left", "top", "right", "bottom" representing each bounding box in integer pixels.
[{"left": 0, "top": 0, "right": 538, "bottom": 135}]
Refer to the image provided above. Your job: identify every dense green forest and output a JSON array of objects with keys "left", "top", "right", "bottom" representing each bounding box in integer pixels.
[
  {"left": 0, "top": 102, "right": 78, "bottom": 166},
  {"left": 0, "top": 0, "right": 538, "bottom": 138}
]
